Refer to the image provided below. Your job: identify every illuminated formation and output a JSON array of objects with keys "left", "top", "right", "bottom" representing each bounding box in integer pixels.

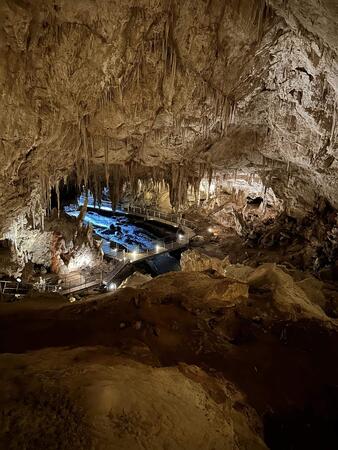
[{"left": 0, "top": 1, "right": 337, "bottom": 449}]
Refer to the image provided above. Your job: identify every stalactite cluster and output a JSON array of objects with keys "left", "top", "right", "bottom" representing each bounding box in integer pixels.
[
  {"left": 27, "top": 0, "right": 278, "bottom": 225},
  {"left": 35, "top": 159, "right": 213, "bottom": 219},
  {"left": 0, "top": 0, "right": 336, "bottom": 236}
]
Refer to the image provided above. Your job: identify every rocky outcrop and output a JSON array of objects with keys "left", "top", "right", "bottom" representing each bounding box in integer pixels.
[
  {"left": 0, "top": 346, "right": 267, "bottom": 450},
  {"left": 247, "top": 263, "right": 329, "bottom": 321},
  {"left": 235, "top": 202, "right": 338, "bottom": 273},
  {"left": 2, "top": 264, "right": 338, "bottom": 448},
  {"left": 181, "top": 249, "right": 230, "bottom": 276},
  {"left": 0, "top": 211, "right": 102, "bottom": 277},
  {"left": 119, "top": 271, "right": 152, "bottom": 289},
  {"left": 139, "top": 271, "right": 249, "bottom": 311},
  {"left": 179, "top": 253, "right": 332, "bottom": 322}
]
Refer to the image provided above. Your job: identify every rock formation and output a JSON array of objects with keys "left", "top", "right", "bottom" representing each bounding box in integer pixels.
[
  {"left": 0, "top": 0, "right": 337, "bottom": 233},
  {"left": 0, "top": 345, "right": 267, "bottom": 450},
  {"left": 119, "top": 270, "right": 152, "bottom": 289},
  {"left": 181, "top": 248, "right": 229, "bottom": 275},
  {"left": 1, "top": 1, "right": 338, "bottom": 448},
  {"left": 1, "top": 265, "right": 338, "bottom": 448}
]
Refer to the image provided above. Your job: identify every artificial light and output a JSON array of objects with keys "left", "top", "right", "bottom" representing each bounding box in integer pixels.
[{"left": 108, "top": 282, "right": 117, "bottom": 291}]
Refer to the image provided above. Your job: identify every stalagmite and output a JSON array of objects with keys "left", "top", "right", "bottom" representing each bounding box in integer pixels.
[{"left": 78, "top": 194, "right": 88, "bottom": 225}]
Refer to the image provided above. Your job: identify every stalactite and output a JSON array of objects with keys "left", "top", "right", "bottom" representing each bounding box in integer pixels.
[
  {"left": 109, "top": 165, "right": 124, "bottom": 209},
  {"left": 48, "top": 178, "right": 52, "bottom": 214},
  {"left": 105, "top": 138, "right": 109, "bottom": 188},
  {"left": 41, "top": 210, "right": 45, "bottom": 232},
  {"left": 170, "top": 49, "right": 177, "bottom": 96},
  {"left": 56, "top": 180, "right": 60, "bottom": 218},
  {"left": 32, "top": 209, "right": 35, "bottom": 230},
  {"left": 207, "top": 166, "right": 213, "bottom": 200},
  {"left": 118, "top": 79, "right": 123, "bottom": 105},
  {"left": 80, "top": 118, "right": 89, "bottom": 187},
  {"left": 163, "top": 18, "right": 170, "bottom": 72},
  {"left": 330, "top": 101, "right": 337, "bottom": 148}
]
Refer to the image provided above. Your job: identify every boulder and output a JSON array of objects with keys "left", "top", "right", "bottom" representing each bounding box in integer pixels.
[
  {"left": 190, "top": 235, "right": 205, "bottom": 246},
  {"left": 181, "top": 249, "right": 229, "bottom": 276},
  {"left": 247, "top": 263, "right": 329, "bottom": 321},
  {"left": 120, "top": 271, "right": 152, "bottom": 289},
  {"left": 142, "top": 271, "right": 249, "bottom": 311},
  {"left": 296, "top": 277, "right": 326, "bottom": 311}
]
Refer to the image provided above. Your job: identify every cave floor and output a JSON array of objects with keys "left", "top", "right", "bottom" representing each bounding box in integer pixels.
[{"left": 1, "top": 272, "right": 338, "bottom": 450}]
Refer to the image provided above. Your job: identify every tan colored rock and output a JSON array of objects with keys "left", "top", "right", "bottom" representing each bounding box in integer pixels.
[
  {"left": 119, "top": 271, "right": 152, "bottom": 289},
  {"left": 206, "top": 280, "right": 249, "bottom": 308},
  {"left": 247, "top": 263, "right": 329, "bottom": 321},
  {"left": 140, "top": 271, "right": 248, "bottom": 312},
  {"left": 181, "top": 249, "right": 229, "bottom": 276},
  {"left": 0, "top": 346, "right": 267, "bottom": 450},
  {"left": 224, "top": 264, "right": 256, "bottom": 282},
  {"left": 296, "top": 276, "right": 327, "bottom": 311}
]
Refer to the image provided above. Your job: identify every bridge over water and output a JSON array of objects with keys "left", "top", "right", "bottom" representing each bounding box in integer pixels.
[
  {"left": 1, "top": 205, "right": 195, "bottom": 296},
  {"left": 62, "top": 201, "right": 195, "bottom": 294}
]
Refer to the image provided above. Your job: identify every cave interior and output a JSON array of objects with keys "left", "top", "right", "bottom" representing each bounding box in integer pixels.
[{"left": 0, "top": 1, "right": 338, "bottom": 449}]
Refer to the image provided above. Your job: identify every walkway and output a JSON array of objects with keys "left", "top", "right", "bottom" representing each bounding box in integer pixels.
[
  {"left": 44, "top": 235, "right": 190, "bottom": 295},
  {"left": 80, "top": 197, "right": 196, "bottom": 230},
  {"left": 103, "top": 235, "right": 190, "bottom": 289},
  {"left": 63, "top": 199, "right": 195, "bottom": 294},
  {"left": 1, "top": 204, "right": 195, "bottom": 297},
  {"left": 0, "top": 280, "right": 30, "bottom": 296}
]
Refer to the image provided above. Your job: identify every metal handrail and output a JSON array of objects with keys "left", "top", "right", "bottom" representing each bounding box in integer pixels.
[
  {"left": 119, "top": 204, "right": 195, "bottom": 229},
  {"left": 0, "top": 234, "right": 190, "bottom": 296},
  {"left": 1, "top": 202, "right": 194, "bottom": 297},
  {"left": 103, "top": 234, "right": 189, "bottom": 285},
  {"left": 80, "top": 196, "right": 196, "bottom": 230}
]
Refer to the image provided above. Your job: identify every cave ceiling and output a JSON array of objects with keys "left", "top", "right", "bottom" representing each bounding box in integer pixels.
[{"left": 0, "top": 0, "right": 337, "bottom": 229}]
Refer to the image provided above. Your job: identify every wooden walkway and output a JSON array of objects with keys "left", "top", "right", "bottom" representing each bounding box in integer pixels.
[{"left": 103, "top": 238, "right": 189, "bottom": 289}]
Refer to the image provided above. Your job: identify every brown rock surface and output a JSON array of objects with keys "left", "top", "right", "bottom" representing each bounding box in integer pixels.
[
  {"left": 1, "top": 267, "right": 338, "bottom": 448},
  {"left": 0, "top": 345, "right": 267, "bottom": 450},
  {"left": 119, "top": 271, "right": 153, "bottom": 289},
  {"left": 181, "top": 248, "right": 230, "bottom": 276}
]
